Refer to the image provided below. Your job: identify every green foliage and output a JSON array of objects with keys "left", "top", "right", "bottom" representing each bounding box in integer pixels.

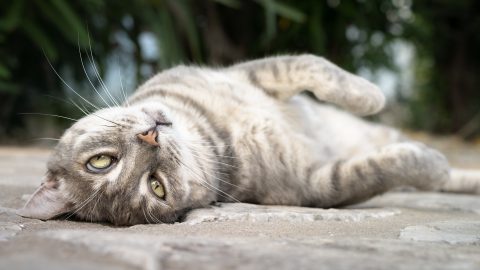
[
  {"left": 0, "top": 0, "right": 479, "bottom": 140},
  {"left": 404, "top": 0, "right": 480, "bottom": 137}
]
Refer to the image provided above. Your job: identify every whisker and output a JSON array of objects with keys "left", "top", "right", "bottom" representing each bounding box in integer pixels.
[
  {"left": 42, "top": 94, "right": 91, "bottom": 118},
  {"left": 69, "top": 98, "right": 90, "bottom": 116},
  {"left": 189, "top": 151, "right": 239, "bottom": 168},
  {"left": 156, "top": 134, "right": 235, "bottom": 151},
  {"left": 78, "top": 35, "right": 111, "bottom": 109},
  {"left": 64, "top": 188, "right": 102, "bottom": 220},
  {"left": 177, "top": 158, "right": 240, "bottom": 202},
  {"left": 36, "top": 97, "right": 124, "bottom": 128},
  {"left": 42, "top": 49, "right": 100, "bottom": 111},
  {"left": 183, "top": 154, "right": 244, "bottom": 190},
  {"left": 88, "top": 189, "right": 105, "bottom": 223},
  {"left": 19, "top": 112, "right": 78, "bottom": 122},
  {"left": 33, "top": 137, "right": 61, "bottom": 141},
  {"left": 86, "top": 32, "right": 120, "bottom": 107},
  {"left": 91, "top": 113, "right": 126, "bottom": 127},
  {"left": 141, "top": 205, "right": 151, "bottom": 225},
  {"left": 77, "top": 99, "right": 92, "bottom": 115},
  {"left": 117, "top": 57, "right": 130, "bottom": 107},
  {"left": 146, "top": 207, "right": 160, "bottom": 223}
]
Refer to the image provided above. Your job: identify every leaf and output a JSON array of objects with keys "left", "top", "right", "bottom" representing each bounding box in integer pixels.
[
  {"left": 168, "top": 0, "right": 203, "bottom": 61},
  {"left": 0, "top": 80, "right": 20, "bottom": 94},
  {"left": 270, "top": 1, "right": 306, "bottom": 23},
  {"left": 0, "top": 0, "right": 24, "bottom": 32},
  {"left": 255, "top": 0, "right": 306, "bottom": 47},
  {"left": 21, "top": 19, "right": 58, "bottom": 60},
  {"left": 145, "top": 7, "right": 185, "bottom": 68},
  {"left": 0, "top": 0, "right": 25, "bottom": 32},
  {"left": 211, "top": 0, "right": 242, "bottom": 9},
  {"left": 46, "top": 0, "right": 89, "bottom": 47},
  {"left": 255, "top": 0, "right": 306, "bottom": 23},
  {"left": 0, "top": 62, "right": 11, "bottom": 79},
  {"left": 259, "top": 0, "right": 276, "bottom": 45},
  {"left": 308, "top": 5, "right": 325, "bottom": 54}
]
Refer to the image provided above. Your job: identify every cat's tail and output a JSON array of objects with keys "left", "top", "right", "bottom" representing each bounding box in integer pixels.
[{"left": 441, "top": 168, "right": 480, "bottom": 194}]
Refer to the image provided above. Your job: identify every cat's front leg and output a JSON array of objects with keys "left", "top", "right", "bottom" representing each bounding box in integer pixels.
[
  {"left": 227, "top": 54, "right": 385, "bottom": 116},
  {"left": 305, "top": 142, "right": 459, "bottom": 207}
]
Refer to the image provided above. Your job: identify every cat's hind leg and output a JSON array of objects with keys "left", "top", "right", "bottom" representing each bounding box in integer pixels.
[
  {"left": 444, "top": 169, "right": 480, "bottom": 194},
  {"left": 304, "top": 142, "right": 472, "bottom": 207}
]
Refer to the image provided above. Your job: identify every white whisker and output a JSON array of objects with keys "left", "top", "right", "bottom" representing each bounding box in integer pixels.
[
  {"left": 183, "top": 153, "right": 244, "bottom": 190},
  {"left": 146, "top": 207, "right": 160, "bottom": 223},
  {"left": 88, "top": 189, "right": 105, "bottom": 223},
  {"left": 65, "top": 188, "right": 102, "bottom": 220},
  {"left": 117, "top": 57, "right": 130, "bottom": 107},
  {"left": 42, "top": 50, "right": 100, "bottom": 111},
  {"left": 78, "top": 35, "right": 111, "bottom": 109},
  {"left": 142, "top": 205, "right": 151, "bottom": 224},
  {"left": 20, "top": 112, "right": 78, "bottom": 122},
  {"left": 86, "top": 32, "right": 120, "bottom": 107},
  {"left": 69, "top": 98, "right": 90, "bottom": 116},
  {"left": 33, "top": 137, "right": 61, "bottom": 141},
  {"left": 177, "top": 158, "right": 240, "bottom": 202}
]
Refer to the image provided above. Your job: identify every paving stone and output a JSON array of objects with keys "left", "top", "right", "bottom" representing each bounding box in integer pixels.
[
  {"left": 356, "top": 192, "right": 480, "bottom": 214},
  {"left": 400, "top": 221, "right": 480, "bottom": 244},
  {"left": 185, "top": 203, "right": 401, "bottom": 224},
  {"left": 0, "top": 221, "right": 23, "bottom": 241},
  {"left": 38, "top": 229, "right": 480, "bottom": 270}
]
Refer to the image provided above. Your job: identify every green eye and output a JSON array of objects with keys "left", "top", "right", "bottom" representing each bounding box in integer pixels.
[
  {"left": 87, "top": 155, "right": 114, "bottom": 172},
  {"left": 150, "top": 179, "right": 165, "bottom": 199}
]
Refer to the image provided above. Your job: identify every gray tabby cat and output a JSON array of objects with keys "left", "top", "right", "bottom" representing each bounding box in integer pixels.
[{"left": 17, "top": 54, "right": 480, "bottom": 225}]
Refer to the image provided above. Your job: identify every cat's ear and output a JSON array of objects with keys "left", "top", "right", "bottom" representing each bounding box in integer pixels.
[{"left": 16, "top": 174, "right": 73, "bottom": 220}]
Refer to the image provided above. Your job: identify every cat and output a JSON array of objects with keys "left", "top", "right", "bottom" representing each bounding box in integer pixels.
[{"left": 17, "top": 54, "right": 480, "bottom": 225}]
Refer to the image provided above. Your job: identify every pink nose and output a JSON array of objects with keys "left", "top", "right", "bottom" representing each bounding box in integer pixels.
[{"left": 137, "top": 129, "right": 159, "bottom": 146}]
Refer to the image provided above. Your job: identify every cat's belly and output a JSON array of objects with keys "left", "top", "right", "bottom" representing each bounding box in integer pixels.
[
  {"left": 216, "top": 95, "right": 402, "bottom": 204},
  {"left": 288, "top": 95, "right": 403, "bottom": 159}
]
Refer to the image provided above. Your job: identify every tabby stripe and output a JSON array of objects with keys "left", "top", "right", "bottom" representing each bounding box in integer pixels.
[
  {"left": 284, "top": 58, "right": 294, "bottom": 83},
  {"left": 140, "top": 89, "right": 239, "bottom": 187},
  {"left": 159, "top": 97, "right": 223, "bottom": 156},
  {"left": 305, "top": 161, "right": 324, "bottom": 186},
  {"left": 271, "top": 62, "right": 279, "bottom": 80},
  {"left": 247, "top": 69, "right": 279, "bottom": 98},
  {"left": 130, "top": 87, "right": 228, "bottom": 144},
  {"left": 330, "top": 160, "right": 344, "bottom": 193},
  {"left": 353, "top": 165, "right": 366, "bottom": 183},
  {"left": 367, "top": 159, "right": 387, "bottom": 189}
]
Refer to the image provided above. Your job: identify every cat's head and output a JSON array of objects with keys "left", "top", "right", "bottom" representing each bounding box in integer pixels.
[{"left": 17, "top": 101, "right": 216, "bottom": 225}]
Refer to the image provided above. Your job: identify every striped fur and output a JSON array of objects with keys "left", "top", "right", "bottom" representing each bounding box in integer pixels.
[{"left": 18, "top": 54, "right": 480, "bottom": 225}]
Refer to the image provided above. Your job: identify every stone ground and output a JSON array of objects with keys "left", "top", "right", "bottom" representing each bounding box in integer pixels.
[{"left": 0, "top": 137, "right": 479, "bottom": 270}]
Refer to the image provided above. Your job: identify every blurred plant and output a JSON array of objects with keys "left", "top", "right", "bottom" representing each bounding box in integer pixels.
[
  {"left": 0, "top": 0, "right": 478, "bottom": 141},
  {"left": 404, "top": 0, "right": 480, "bottom": 138}
]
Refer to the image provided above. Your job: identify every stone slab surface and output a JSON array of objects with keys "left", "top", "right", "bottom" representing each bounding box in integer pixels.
[
  {"left": 399, "top": 221, "right": 480, "bottom": 244},
  {"left": 0, "top": 147, "right": 479, "bottom": 270}
]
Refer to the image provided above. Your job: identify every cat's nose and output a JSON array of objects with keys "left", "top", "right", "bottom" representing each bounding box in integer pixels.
[{"left": 137, "top": 127, "right": 159, "bottom": 146}]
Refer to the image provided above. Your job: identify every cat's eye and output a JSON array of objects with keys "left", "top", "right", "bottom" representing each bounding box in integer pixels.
[
  {"left": 86, "top": 155, "right": 114, "bottom": 172},
  {"left": 150, "top": 179, "right": 165, "bottom": 199}
]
